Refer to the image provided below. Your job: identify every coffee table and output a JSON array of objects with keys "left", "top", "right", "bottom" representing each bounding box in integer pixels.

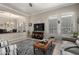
[{"left": 33, "top": 40, "right": 53, "bottom": 54}]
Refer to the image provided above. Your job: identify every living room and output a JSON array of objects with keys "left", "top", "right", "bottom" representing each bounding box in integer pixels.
[{"left": 0, "top": 3, "right": 79, "bottom": 55}]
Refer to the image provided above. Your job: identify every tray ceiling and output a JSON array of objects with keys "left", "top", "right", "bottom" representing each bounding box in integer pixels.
[{"left": 0, "top": 3, "right": 74, "bottom": 16}]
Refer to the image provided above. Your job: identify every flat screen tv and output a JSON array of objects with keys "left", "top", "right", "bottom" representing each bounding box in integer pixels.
[{"left": 34, "top": 23, "right": 44, "bottom": 31}]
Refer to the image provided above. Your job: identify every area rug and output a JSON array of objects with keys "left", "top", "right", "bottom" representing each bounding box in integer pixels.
[{"left": 14, "top": 39, "right": 55, "bottom": 55}]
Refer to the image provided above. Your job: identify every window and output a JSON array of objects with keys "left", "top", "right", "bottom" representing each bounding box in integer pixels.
[
  {"left": 49, "top": 18, "right": 57, "bottom": 34},
  {"left": 48, "top": 13, "right": 75, "bottom": 35},
  {"left": 61, "top": 15, "right": 73, "bottom": 34}
]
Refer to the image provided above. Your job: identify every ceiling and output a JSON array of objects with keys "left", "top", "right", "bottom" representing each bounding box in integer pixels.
[{"left": 0, "top": 3, "right": 74, "bottom": 16}]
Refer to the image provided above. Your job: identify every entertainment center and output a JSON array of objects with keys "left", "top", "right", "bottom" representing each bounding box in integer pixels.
[{"left": 32, "top": 23, "right": 44, "bottom": 39}]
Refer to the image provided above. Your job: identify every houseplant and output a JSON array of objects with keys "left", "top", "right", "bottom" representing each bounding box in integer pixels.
[{"left": 73, "top": 32, "right": 78, "bottom": 38}]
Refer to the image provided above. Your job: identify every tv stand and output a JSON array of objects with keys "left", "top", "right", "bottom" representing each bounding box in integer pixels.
[{"left": 32, "top": 31, "right": 44, "bottom": 39}]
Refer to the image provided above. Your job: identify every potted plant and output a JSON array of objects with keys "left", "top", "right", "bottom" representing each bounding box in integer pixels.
[{"left": 73, "top": 32, "right": 78, "bottom": 38}]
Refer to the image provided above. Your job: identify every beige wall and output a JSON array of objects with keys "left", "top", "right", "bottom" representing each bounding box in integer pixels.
[
  {"left": 0, "top": 17, "right": 28, "bottom": 44},
  {"left": 0, "top": 32, "right": 27, "bottom": 44},
  {"left": 0, "top": 4, "right": 79, "bottom": 43},
  {"left": 76, "top": 4, "right": 79, "bottom": 32},
  {"left": 0, "top": 12, "right": 29, "bottom": 43},
  {"left": 29, "top": 4, "right": 78, "bottom": 38}
]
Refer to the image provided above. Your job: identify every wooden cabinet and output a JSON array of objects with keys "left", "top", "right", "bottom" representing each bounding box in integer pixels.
[{"left": 32, "top": 32, "right": 44, "bottom": 39}]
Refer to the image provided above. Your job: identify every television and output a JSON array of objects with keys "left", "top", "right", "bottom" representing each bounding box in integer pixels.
[{"left": 34, "top": 23, "right": 44, "bottom": 31}]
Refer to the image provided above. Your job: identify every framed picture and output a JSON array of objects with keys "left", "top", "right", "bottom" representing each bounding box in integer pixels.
[{"left": 29, "top": 23, "right": 32, "bottom": 26}]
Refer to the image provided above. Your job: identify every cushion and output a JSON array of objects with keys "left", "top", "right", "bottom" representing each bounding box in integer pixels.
[
  {"left": 9, "top": 44, "right": 17, "bottom": 55},
  {"left": 1, "top": 47, "right": 6, "bottom": 55},
  {"left": 65, "top": 46, "right": 79, "bottom": 55},
  {"left": 61, "top": 50, "right": 75, "bottom": 55},
  {"left": 76, "top": 40, "right": 79, "bottom": 47},
  {"left": 61, "top": 41, "right": 77, "bottom": 49}
]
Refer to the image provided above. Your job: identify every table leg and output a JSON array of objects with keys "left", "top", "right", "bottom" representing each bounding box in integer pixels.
[
  {"left": 42, "top": 49, "right": 47, "bottom": 55},
  {"left": 34, "top": 47, "right": 35, "bottom": 54},
  {"left": 43, "top": 51, "right": 46, "bottom": 55},
  {"left": 51, "top": 42, "right": 53, "bottom": 47}
]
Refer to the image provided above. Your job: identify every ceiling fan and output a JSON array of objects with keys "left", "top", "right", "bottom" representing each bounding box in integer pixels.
[{"left": 29, "top": 3, "right": 32, "bottom": 7}]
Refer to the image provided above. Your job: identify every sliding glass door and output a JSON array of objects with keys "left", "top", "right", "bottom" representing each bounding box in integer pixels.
[{"left": 48, "top": 13, "right": 76, "bottom": 36}]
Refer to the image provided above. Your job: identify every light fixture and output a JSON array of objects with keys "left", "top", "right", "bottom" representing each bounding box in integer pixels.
[{"left": 29, "top": 3, "right": 32, "bottom": 7}]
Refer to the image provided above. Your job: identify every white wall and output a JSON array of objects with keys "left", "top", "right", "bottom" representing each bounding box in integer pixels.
[
  {"left": 0, "top": 32, "right": 27, "bottom": 44},
  {"left": 0, "top": 4, "right": 79, "bottom": 42},
  {"left": 29, "top": 4, "right": 78, "bottom": 38},
  {"left": 76, "top": 4, "right": 79, "bottom": 32},
  {"left": 0, "top": 11, "right": 29, "bottom": 43}
]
